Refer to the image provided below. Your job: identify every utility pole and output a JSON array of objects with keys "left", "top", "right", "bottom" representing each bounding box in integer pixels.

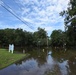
[
  {"left": 47, "top": 37, "right": 48, "bottom": 48},
  {"left": 63, "top": 24, "right": 67, "bottom": 49}
]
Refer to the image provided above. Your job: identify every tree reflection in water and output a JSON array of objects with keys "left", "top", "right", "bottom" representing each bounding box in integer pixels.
[{"left": 0, "top": 47, "right": 76, "bottom": 75}]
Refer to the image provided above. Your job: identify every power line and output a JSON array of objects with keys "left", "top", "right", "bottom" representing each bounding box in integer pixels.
[
  {"left": 0, "top": 0, "right": 33, "bottom": 29},
  {"left": 0, "top": 0, "right": 34, "bottom": 30}
]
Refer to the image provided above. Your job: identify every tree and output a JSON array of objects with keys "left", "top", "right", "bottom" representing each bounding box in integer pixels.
[
  {"left": 50, "top": 30, "right": 64, "bottom": 47},
  {"left": 0, "top": 27, "right": 48, "bottom": 48},
  {"left": 60, "top": 0, "right": 76, "bottom": 46},
  {"left": 33, "top": 27, "right": 47, "bottom": 46},
  {"left": 0, "top": 29, "right": 6, "bottom": 47},
  {"left": 25, "top": 32, "right": 33, "bottom": 46},
  {"left": 4, "top": 29, "right": 16, "bottom": 44},
  {"left": 14, "top": 28, "right": 25, "bottom": 46}
]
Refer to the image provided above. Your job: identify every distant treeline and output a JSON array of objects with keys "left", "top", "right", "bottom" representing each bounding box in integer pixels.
[
  {"left": 0, "top": 27, "right": 76, "bottom": 48},
  {"left": 0, "top": 28, "right": 49, "bottom": 47}
]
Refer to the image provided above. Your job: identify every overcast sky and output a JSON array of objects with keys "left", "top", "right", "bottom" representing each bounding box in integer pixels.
[{"left": 0, "top": 0, "right": 69, "bottom": 36}]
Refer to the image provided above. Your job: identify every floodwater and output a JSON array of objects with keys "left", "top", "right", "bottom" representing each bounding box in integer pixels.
[{"left": 0, "top": 47, "right": 76, "bottom": 75}]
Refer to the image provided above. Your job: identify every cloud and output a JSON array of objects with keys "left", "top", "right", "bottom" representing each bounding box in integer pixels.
[
  {"left": 0, "top": 0, "right": 3, "bottom": 5},
  {"left": 0, "top": 0, "right": 69, "bottom": 36},
  {"left": 18, "top": 0, "right": 69, "bottom": 27},
  {"left": 0, "top": 23, "right": 34, "bottom": 33}
]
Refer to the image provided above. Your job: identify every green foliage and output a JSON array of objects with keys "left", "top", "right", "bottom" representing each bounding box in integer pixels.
[
  {"left": 33, "top": 27, "right": 47, "bottom": 46},
  {"left": 14, "top": 28, "right": 26, "bottom": 46},
  {"left": 60, "top": 0, "right": 76, "bottom": 46},
  {"left": 50, "top": 30, "right": 64, "bottom": 47},
  {"left": 0, "top": 27, "right": 47, "bottom": 47},
  {"left": 0, "top": 30, "right": 5, "bottom": 46}
]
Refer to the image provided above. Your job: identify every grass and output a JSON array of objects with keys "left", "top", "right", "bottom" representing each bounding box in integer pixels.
[{"left": 0, "top": 49, "right": 28, "bottom": 69}]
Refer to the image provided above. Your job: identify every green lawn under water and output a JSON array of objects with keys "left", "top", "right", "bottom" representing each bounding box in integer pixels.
[{"left": 0, "top": 49, "right": 27, "bottom": 69}]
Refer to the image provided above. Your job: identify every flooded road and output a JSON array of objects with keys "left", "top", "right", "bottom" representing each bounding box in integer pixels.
[{"left": 0, "top": 47, "right": 76, "bottom": 75}]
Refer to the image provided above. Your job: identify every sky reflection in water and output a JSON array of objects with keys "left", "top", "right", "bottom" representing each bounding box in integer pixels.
[{"left": 0, "top": 48, "right": 76, "bottom": 75}]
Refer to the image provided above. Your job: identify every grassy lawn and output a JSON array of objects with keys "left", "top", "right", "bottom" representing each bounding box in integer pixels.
[{"left": 0, "top": 49, "right": 27, "bottom": 69}]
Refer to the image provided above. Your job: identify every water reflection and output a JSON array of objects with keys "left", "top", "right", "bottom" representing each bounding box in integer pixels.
[
  {"left": 68, "top": 56, "right": 76, "bottom": 75},
  {"left": 47, "top": 51, "right": 54, "bottom": 65},
  {"left": 0, "top": 47, "right": 76, "bottom": 75},
  {"left": 58, "top": 60, "right": 69, "bottom": 75}
]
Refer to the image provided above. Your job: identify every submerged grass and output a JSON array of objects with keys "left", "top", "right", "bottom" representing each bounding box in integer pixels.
[{"left": 0, "top": 49, "right": 27, "bottom": 69}]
